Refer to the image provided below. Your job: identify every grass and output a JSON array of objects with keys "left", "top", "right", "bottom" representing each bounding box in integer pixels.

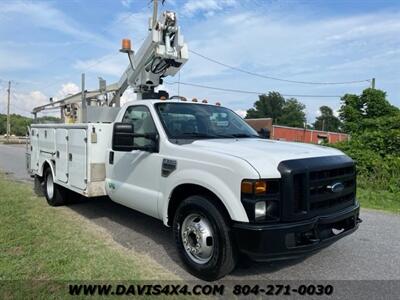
[
  {"left": 0, "top": 173, "right": 175, "bottom": 298},
  {"left": 357, "top": 187, "right": 400, "bottom": 214}
]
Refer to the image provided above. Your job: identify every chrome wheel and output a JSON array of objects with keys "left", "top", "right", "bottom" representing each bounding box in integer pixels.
[
  {"left": 181, "top": 213, "right": 214, "bottom": 264},
  {"left": 46, "top": 172, "right": 54, "bottom": 200}
]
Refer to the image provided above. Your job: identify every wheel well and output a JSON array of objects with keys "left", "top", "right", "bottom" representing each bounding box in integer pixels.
[
  {"left": 167, "top": 184, "right": 231, "bottom": 226},
  {"left": 42, "top": 161, "right": 51, "bottom": 175},
  {"left": 42, "top": 160, "right": 55, "bottom": 178}
]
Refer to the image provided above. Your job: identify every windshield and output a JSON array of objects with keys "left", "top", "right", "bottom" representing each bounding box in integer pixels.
[{"left": 155, "top": 102, "right": 259, "bottom": 139}]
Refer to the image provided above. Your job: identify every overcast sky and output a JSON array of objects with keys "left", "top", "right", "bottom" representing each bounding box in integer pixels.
[{"left": 0, "top": 0, "right": 399, "bottom": 122}]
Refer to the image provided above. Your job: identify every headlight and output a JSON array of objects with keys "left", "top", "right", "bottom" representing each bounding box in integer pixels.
[{"left": 241, "top": 179, "right": 280, "bottom": 223}]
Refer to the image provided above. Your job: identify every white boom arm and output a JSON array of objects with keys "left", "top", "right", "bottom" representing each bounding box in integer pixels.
[
  {"left": 112, "top": 11, "right": 188, "bottom": 101},
  {"left": 32, "top": 10, "right": 188, "bottom": 122}
]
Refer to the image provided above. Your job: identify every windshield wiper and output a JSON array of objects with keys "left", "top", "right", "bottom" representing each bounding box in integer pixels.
[
  {"left": 174, "top": 132, "right": 218, "bottom": 139},
  {"left": 215, "top": 133, "right": 259, "bottom": 138}
]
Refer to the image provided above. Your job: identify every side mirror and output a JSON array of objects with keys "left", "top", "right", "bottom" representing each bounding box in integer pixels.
[
  {"left": 112, "top": 122, "right": 159, "bottom": 153},
  {"left": 258, "top": 128, "right": 270, "bottom": 139},
  {"left": 112, "top": 123, "right": 135, "bottom": 151}
]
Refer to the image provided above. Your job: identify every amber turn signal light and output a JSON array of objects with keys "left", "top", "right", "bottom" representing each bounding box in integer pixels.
[
  {"left": 241, "top": 181, "right": 253, "bottom": 194},
  {"left": 241, "top": 180, "right": 267, "bottom": 194},
  {"left": 255, "top": 181, "right": 267, "bottom": 194}
]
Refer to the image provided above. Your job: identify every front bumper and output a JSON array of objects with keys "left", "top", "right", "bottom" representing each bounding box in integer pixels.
[{"left": 232, "top": 202, "right": 361, "bottom": 261}]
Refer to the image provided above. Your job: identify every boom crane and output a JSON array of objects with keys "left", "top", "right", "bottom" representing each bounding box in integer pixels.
[
  {"left": 112, "top": 10, "right": 188, "bottom": 103},
  {"left": 32, "top": 5, "right": 188, "bottom": 123}
]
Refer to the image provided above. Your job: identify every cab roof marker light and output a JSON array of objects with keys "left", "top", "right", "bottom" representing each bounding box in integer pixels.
[{"left": 202, "top": 99, "right": 208, "bottom": 103}]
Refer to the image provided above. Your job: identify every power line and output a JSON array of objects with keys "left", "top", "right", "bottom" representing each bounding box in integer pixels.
[
  {"left": 165, "top": 81, "right": 343, "bottom": 98},
  {"left": 189, "top": 49, "right": 371, "bottom": 85},
  {"left": 35, "top": 10, "right": 140, "bottom": 72}
]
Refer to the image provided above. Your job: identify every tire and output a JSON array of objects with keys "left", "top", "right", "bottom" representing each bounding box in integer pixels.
[
  {"left": 173, "top": 195, "right": 237, "bottom": 281},
  {"left": 43, "top": 168, "right": 67, "bottom": 206},
  {"left": 33, "top": 175, "right": 44, "bottom": 197}
]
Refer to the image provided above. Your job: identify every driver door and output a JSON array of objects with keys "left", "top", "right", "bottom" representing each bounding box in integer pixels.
[{"left": 106, "top": 105, "right": 161, "bottom": 218}]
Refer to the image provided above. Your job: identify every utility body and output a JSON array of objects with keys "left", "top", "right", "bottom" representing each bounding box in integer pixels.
[{"left": 26, "top": 5, "right": 360, "bottom": 281}]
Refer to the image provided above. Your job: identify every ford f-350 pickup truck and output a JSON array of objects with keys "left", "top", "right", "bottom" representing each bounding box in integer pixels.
[{"left": 27, "top": 99, "right": 361, "bottom": 281}]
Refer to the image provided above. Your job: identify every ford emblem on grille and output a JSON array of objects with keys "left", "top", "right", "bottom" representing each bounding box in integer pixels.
[{"left": 327, "top": 182, "right": 345, "bottom": 193}]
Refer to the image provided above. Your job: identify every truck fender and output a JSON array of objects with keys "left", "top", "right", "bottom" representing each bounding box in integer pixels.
[
  {"left": 39, "top": 159, "right": 56, "bottom": 179},
  {"left": 162, "top": 169, "right": 249, "bottom": 226}
]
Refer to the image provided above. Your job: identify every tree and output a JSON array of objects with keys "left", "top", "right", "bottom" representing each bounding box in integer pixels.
[
  {"left": 246, "top": 92, "right": 306, "bottom": 127},
  {"left": 0, "top": 114, "right": 61, "bottom": 136},
  {"left": 246, "top": 92, "right": 285, "bottom": 120},
  {"left": 313, "top": 106, "right": 342, "bottom": 132},
  {"left": 280, "top": 98, "right": 306, "bottom": 128},
  {"left": 339, "top": 88, "right": 398, "bottom": 133},
  {"left": 332, "top": 88, "right": 400, "bottom": 193}
]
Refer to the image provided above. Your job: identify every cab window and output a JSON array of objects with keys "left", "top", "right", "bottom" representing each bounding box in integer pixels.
[{"left": 122, "top": 106, "right": 157, "bottom": 148}]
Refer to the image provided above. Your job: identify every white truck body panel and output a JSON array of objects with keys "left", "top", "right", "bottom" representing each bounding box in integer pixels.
[
  {"left": 29, "top": 123, "right": 113, "bottom": 197},
  {"left": 55, "top": 129, "right": 68, "bottom": 183},
  {"left": 181, "top": 138, "right": 344, "bottom": 178},
  {"left": 68, "top": 129, "right": 87, "bottom": 190}
]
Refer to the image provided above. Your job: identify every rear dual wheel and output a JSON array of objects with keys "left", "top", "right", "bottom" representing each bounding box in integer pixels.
[
  {"left": 43, "top": 168, "right": 68, "bottom": 206},
  {"left": 173, "top": 195, "right": 237, "bottom": 281}
]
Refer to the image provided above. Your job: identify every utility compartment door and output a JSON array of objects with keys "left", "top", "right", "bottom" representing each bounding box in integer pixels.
[
  {"left": 68, "top": 129, "right": 87, "bottom": 190},
  {"left": 55, "top": 129, "right": 68, "bottom": 183},
  {"left": 30, "top": 128, "right": 39, "bottom": 172}
]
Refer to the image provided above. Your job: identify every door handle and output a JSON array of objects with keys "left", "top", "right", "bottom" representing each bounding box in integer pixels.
[{"left": 109, "top": 151, "right": 114, "bottom": 164}]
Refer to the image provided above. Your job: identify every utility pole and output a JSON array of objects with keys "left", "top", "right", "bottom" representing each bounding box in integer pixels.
[
  {"left": 6, "top": 80, "right": 11, "bottom": 142},
  {"left": 81, "top": 73, "right": 86, "bottom": 122},
  {"left": 371, "top": 78, "right": 375, "bottom": 89}
]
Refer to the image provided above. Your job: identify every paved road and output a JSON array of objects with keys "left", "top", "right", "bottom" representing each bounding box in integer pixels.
[{"left": 1, "top": 143, "right": 400, "bottom": 281}]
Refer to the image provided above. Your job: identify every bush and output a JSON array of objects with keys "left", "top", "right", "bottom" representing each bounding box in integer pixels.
[
  {"left": 333, "top": 129, "right": 400, "bottom": 193},
  {"left": 338, "top": 145, "right": 399, "bottom": 192}
]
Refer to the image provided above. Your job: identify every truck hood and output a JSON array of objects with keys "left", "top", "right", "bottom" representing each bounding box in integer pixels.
[{"left": 182, "top": 138, "right": 345, "bottom": 178}]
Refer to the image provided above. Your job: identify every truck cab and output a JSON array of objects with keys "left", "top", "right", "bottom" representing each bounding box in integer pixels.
[{"left": 104, "top": 99, "right": 360, "bottom": 280}]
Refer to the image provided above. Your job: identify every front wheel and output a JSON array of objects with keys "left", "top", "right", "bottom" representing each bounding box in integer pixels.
[
  {"left": 43, "top": 168, "right": 67, "bottom": 206},
  {"left": 173, "top": 195, "right": 237, "bottom": 281}
]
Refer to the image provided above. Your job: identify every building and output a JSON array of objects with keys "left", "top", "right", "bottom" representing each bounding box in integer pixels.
[
  {"left": 245, "top": 118, "right": 273, "bottom": 132},
  {"left": 245, "top": 118, "right": 349, "bottom": 144}
]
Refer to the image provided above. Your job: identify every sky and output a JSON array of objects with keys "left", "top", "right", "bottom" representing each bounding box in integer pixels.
[{"left": 0, "top": 0, "right": 399, "bottom": 122}]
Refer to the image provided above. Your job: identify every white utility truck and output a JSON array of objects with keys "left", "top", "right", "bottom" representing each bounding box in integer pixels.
[{"left": 27, "top": 6, "right": 360, "bottom": 281}]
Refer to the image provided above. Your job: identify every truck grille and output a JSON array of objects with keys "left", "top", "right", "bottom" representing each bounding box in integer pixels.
[
  {"left": 279, "top": 156, "right": 357, "bottom": 221},
  {"left": 308, "top": 166, "right": 355, "bottom": 211}
]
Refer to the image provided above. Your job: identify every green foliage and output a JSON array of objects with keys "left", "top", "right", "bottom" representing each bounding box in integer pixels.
[
  {"left": 246, "top": 92, "right": 306, "bottom": 127},
  {"left": 333, "top": 141, "right": 400, "bottom": 193},
  {"left": 0, "top": 114, "right": 61, "bottom": 136},
  {"left": 313, "top": 105, "right": 342, "bottom": 132},
  {"left": 279, "top": 98, "right": 306, "bottom": 128},
  {"left": 332, "top": 87, "right": 400, "bottom": 199},
  {"left": 246, "top": 92, "right": 285, "bottom": 120},
  {"left": 339, "top": 88, "right": 399, "bottom": 133}
]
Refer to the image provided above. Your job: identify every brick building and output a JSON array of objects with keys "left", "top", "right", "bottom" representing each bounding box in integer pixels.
[{"left": 245, "top": 118, "right": 349, "bottom": 144}]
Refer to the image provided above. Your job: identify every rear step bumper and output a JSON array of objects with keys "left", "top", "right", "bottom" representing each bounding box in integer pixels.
[{"left": 232, "top": 202, "right": 361, "bottom": 262}]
